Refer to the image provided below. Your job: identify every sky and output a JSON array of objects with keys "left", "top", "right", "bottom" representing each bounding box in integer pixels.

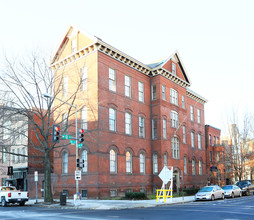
[{"left": 0, "top": 0, "right": 254, "bottom": 135}]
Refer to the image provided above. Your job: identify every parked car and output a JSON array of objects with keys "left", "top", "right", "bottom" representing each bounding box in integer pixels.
[
  {"left": 222, "top": 185, "right": 242, "bottom": 198},
  {"left": 0, "top": 186, "right": 29, "bottom": 207},
  {"left": 236, "top": 181, "right": 254, "bottom": 196},
  {"left": 195, "top": 185, "right": 224, "bottom": 201}
]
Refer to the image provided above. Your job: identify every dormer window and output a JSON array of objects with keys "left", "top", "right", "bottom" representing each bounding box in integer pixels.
[
  {"left": 71, "top": 39, "right": 77, "bottom": 53},
  {"left": 172, "top": 63, "right": 176, "bottom": 75}
]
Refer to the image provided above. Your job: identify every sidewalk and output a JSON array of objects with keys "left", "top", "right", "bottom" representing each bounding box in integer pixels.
[{"left": 26, "top": 196, "right": 195, "bottom": 210}]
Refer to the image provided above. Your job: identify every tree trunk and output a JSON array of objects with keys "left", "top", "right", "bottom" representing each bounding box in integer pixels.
[{"left": 44, "top": 149, "right": 53, "bottom": 203}]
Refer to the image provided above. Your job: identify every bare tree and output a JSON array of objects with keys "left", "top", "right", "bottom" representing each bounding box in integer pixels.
[
  {"left": 225, "top": 112, "right": 254, "bottom": 182},
  {"left": 0, "top": 54, "right": 82, "bottom": 203}
]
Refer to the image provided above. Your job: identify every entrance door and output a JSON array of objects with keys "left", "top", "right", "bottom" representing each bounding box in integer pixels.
[{"left": 173, "top": 170, "right": 179, "bottom": 193}]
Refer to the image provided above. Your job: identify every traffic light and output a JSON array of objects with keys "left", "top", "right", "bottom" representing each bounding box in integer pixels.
[
  {"left": 76, "top": 158, "right": 80, "bottom": 168},
  {"left": 79, "top": 128, "right": 84, "bottom": 143},
  {"left": 76, "top": 159, "right": 85, "bottom": 168},
  {"left": 53, "top": 125, "right": 60, "bottom": 142},
  {"left": 7, "top": 166, "right": 13, "bottom": 176}
]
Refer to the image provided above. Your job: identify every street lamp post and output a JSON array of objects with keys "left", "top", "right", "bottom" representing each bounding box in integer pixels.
[{"left": 43, "top": 93, "right": 79, "bottom": 194}]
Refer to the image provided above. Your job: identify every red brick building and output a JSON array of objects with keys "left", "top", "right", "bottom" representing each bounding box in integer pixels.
[
  {"left": 51, "top": 26, "right": 208, "bottom": 198},
  {"left": 205, "top": 125, "right": 225, "bottom": 185}
]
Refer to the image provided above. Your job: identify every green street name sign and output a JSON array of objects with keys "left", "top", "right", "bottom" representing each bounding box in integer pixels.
[
  {"left": 77, "top": 144, "right": 83, "bottom": 149},
  {"left": 62, "top": 135, "right": 72, "bottom": 139},
  {"left": 70, "top": 140, "right": 76, "bottom": 145}
]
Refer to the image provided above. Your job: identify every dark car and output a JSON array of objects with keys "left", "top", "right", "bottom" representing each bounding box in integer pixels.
[{"left": 236, "top": 181, "right": 254, "bottom": 196}]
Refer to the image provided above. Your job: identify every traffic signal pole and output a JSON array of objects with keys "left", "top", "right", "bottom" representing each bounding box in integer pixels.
[{"left": 75, "top": 104, "right": 79, "bottom": 194}]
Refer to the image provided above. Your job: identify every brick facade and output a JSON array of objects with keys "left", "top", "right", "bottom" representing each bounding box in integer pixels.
[{"left": 50, "top": 26, "right": 209, "bottom": 198}]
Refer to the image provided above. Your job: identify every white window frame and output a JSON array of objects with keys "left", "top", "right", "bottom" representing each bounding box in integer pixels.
[
  {"left": 171, "top": 111, "right": 179, "bottom": 128},
  {"left": 62, "top": 113, "right": 68, "bottom": 134},
  {"left": 109, "top": 108, "right": 116, "bottom": 132},
  {"left": 183, "top": 125, "right": 186, "bottom": 144},
  {"left": 109, "top": 68, "right": 116, "bottom": 92},
  {"left": 197, "top": 109, "right": 201, "bottom": 123},
  {"left": 198, "top": 133, "right": 201, "bottom": 149},
  {"left": 163, "top": 119, "right": 167, "bottom": 139},
  {"left": 125, "top": 75, "right": 131, "bottom": 97},
  {"left": 138, "top": 81, "right": 144, "bottom": 102},
  {"left": 12, "top": 149, "right": 15, "bottom": 163},
  {"left": 163, "top": 153, "right": 167, "bottom": 166},
  {"left": 139, "top": 116, "right": 145, "bottom": 138},
  {"left": 162, "top": 85, "right": 166, "bottom": 100},
  {"left": 81, "top": 150, "right": 88, "bottom": 173},
  {"left": 191, "top": 132, "right": 195, "bottom": 148},
  {"left": 152, "top": 84, "right": 156, "bottom": 100},
  {"left": 171, "top": 137, "right": 180, "bottom": 159},
  {"left": 170, "top": 88, "right": 178, "bottom": 105},
  {"left": 190, "top": 106, "right": 194, "bottom": 121},
  {"left": 182, "top": 95, "right": 185, "bottom": 109},
  {"left": 62, "top": 152, "right": 68, "bottom": 174},
  {"left": 184, "top": 156, "right": 187, "bottom": 174},
  {"left": 126, "top": 151, "right": 132, "bottom": 173},
  {"left": 199, "top": 160, "right": 202, "bottom": 175},
  {"left": 192, "top": 159, "right": 196, "bottom": 175},
  {"left": 110, "top": 149, "right": 117, "bottom": 173},
  {"left": 153, "top": 153, "right": 158, "bottom": 174},
  {"left": 71, "top": 39, "right": 77, "bottom": 52},
  {"left": 81, "top": 107, "right": 88, "bottom": 130},
  {"left": 152, "top": 119, "right": 157, "bottom": 139},
  {"left": 140, "top": 153, "right": 145, "bottom": 174},
  {"left": 172, "top": 63, "right": 176, "bottom": 75},
  {"left": 125, "top": 112, "right": 132, "bottom": 135}
]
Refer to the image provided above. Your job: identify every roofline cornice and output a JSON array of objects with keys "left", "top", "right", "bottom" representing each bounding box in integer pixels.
[
  {"left": 187, "top": 89, "right": 207, "bottom": 104},
  {"left": 152, "top": 67, "right": 190, "bottom": 88}
]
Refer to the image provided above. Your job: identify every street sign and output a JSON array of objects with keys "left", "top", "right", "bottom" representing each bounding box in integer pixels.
[
  {"left": 158, "top": 166, "right": 173, "bottom": 184},
  {"left": 34, "top": 171, "right": 38, "bottom": 182},
  {"left": 77, "top": 143, "right": 83, "bottom": 148},
  {"left": 75, "top": 170, "right": 81, "bottom": 181},
  {"left": 62, "top": 134, "right": 72, "bottom": 139},
  {"left": 70, "top": 140, "right": 76, "bottom": 145}
]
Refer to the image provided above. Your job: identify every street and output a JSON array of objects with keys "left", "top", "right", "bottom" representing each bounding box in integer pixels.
[{"left": 1, "top": 196, "right": 254, "bottom": 220}]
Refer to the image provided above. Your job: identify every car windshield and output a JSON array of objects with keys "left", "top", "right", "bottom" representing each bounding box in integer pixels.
[
  {"left": 237, "top": 181, "right": 248, "bottom": 187},
  {"left": 199, "top": 187, "right": 213, "bottom": 192},
  {"left": 222, "top": 186, "right": 233, "bottom": 190}
]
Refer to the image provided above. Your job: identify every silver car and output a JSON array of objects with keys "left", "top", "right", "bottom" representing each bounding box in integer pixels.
[
  {"left": 195, "top": 185, "right": 225, "bottom": 201},
  {"left": 222, "top": 185, "right": 242, "bottom": 198}
]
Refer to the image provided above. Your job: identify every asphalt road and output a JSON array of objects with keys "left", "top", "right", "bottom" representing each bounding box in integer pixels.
[{"left": 1, "top": 196, "right": 254, "bottom": 220}]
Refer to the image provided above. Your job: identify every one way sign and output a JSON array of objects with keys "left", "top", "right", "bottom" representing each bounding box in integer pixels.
[{"left": 75, "top": 170, "right": 81, "bottom": 181}]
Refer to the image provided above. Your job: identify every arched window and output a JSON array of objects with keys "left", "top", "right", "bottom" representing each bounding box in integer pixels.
[
  {"left": 140, "top": 153, "right": 145, "bottom": 174},
  {"left": 163, "top": 153, "right": 167, "bottom": 166},
  {"left": 125, "top": 112, "right": 132, "bottom": 135},
  {"left": 110, "top": 149, "right": 117, "bottom": 173},
  {"left": 126, "top": 151, "right": 132, "bottom": 173},
  {"left": 109, "top": 108, "right": 116, "bottom": 132},
  {"left": 171, "top": 111, "right": 179, "bottom": 128},
  {"left": 153, "top": 153, "right": 158, "bottom": 173},
  {"left": 171, "top": 137, "right": 180, "bottom": 159},
  {"left": 170, "top": 88, "right": 178, "bottom": 105},
  {"left": 81, "top": 150, "right": 88, "bottom": 173},
  {"left": 192, "top": 159, "right": 196, "bottom": 175},
  {"left": 199, "top": 160, "right": 202, "bottom": 175},
  {"left": 62, "top": 152, "right": 68, "bottom": 174}
]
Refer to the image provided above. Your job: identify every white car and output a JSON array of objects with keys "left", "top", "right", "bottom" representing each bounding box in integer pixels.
[
  {"left": 222, "top": 185, "right": 242, "bottom": 198},
  {"left": 195, "top": 185, "right": 224, "bottom": 201},
  {"left": 0, "top": 186, "right": 29, "bottom": 207}
]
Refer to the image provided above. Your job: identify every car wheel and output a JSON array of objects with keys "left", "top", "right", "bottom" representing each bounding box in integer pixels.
[
  {"left": 231, "top": 192, "right": 234, "bottom": 198},
  {"left": 247, "top": 190, "right": 250, "bottom": 196},
  {"left": 211, "top": 195, "right": 215, "bottom": 201},
  {"left": 1, "top": 198, "right": 7, "bottom": 207},
  {"left": 221, "top": 194, "right": 225, "bottom": 200},
  {"left": 19, "top": 202, "right": 25, "bottom": 206}
]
